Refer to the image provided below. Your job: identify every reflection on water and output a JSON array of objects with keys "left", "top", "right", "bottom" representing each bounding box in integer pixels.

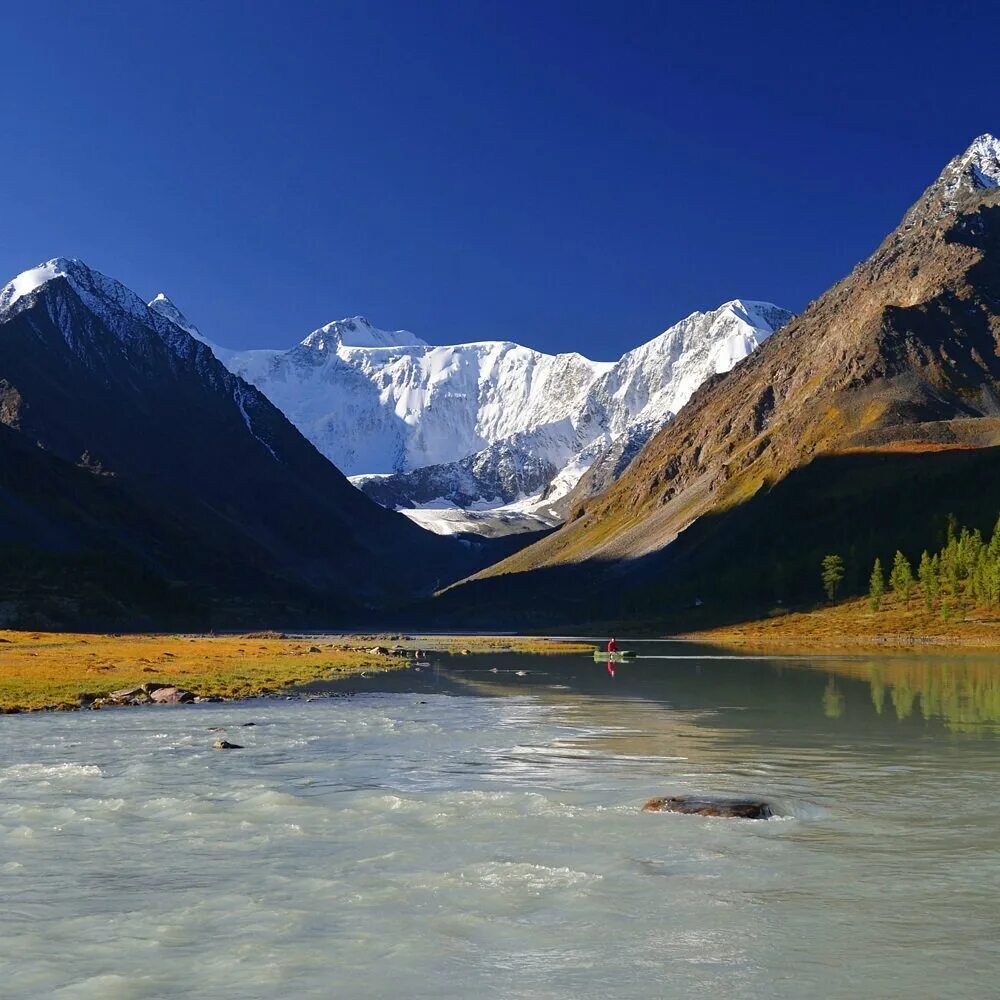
[
  {"left": 402, "top": 645, "right": 1000, "bottom": 737},
  {"left": 849, "top": 658, "right": 1000, "bottom": 732}
]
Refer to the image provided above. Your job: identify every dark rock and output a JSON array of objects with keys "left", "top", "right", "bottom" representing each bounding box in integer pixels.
[
  {"left": 308, "top": 645, "right": 322, "bottom": 653},
  {"left": 241, "top": 722, "right": 257, "bottom": 727},
  {"left": 212, "top": 739, "right": 243, "bottom": 750},
  {"left": 149, "top": 686, "right": 195, "bottom": 705},
  {"left": 141, "top": 682, "right": 170, "bottom": 694},
  {"left": 642, "top": 795, "right": 774, "bottom": 820}
]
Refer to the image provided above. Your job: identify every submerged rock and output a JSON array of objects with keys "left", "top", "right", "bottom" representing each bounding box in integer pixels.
[{"left": 642, "top": 795, "right": 774, "bottom": 819}]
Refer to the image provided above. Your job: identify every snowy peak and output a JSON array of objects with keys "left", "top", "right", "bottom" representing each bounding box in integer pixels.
[
  {"left": 720, "top": 299, "right": 794, "bottom": 333},
  {"left": 301, "top": 316, "right": 428, "bottom": 351},
  {"left": 954, "top": 133, "right": 1000, "bottom": 191},
  {"left": 0, "top": 258, "right": 71, "bottom": 313},
  {"left": 1, "top": 258, "right": 173, "bottom": 341},
  {"left": 924, "top": 133, "right": 1000, "bottom": 212},
  {"left": 0, "top": 257, "right": 114, "bottom": 315},
  {"left": 149, "top": 292, "right": 211, "bottom": 344}
]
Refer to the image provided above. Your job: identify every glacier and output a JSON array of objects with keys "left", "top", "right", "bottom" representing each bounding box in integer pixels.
[{"left": 146, "top": 296, "right": 791, "bottom": 532}]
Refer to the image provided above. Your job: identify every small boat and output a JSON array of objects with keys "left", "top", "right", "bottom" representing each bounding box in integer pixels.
[{"left": 593, "top": 650, "right": 637, "bottom": 662}]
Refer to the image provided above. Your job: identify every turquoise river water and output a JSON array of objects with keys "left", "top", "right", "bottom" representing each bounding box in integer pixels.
[{"left": 2, "top": 640, "right": 999, "bottom": 998}]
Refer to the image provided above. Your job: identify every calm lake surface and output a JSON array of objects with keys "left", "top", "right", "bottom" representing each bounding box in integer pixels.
[{"left": 3, "top": 640, "right": 1000, "bottom": 998}]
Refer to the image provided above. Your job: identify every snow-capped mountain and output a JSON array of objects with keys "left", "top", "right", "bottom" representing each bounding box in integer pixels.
[
  {"left": 152, "top": 296, "right": 791, "bottom": 532},
  {"left": 901, "top": 133, "right": 1000, "bottom": 225}
]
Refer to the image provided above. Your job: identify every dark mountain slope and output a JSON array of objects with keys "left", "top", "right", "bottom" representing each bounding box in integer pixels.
[{"left": 0, "top": 260, "right": 479, "bottom": 627}]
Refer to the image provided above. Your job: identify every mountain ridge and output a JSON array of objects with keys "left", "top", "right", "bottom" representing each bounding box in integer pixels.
[
  {"left": 435, "top": 133, "right": 1000, "bottom": 622},
  {"left": 148, "top": 294, "right": 790, "bottom": 530}
]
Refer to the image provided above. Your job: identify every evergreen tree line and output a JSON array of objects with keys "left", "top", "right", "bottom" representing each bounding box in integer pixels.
[{"left": 822, "top": 514, "right": 1000, "bottom": 617}]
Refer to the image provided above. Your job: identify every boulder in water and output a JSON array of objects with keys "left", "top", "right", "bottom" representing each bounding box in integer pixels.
[
  {"left": 212, "top": 739, "right": 243, "bottom": 750},
  {"left": 642, "top": 795, "right": 773, "bottom": 819}
]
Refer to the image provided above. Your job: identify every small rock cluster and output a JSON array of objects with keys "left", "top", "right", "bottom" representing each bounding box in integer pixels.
[{"left": 81, "top": 683, "right": 204, "bottom": 709}]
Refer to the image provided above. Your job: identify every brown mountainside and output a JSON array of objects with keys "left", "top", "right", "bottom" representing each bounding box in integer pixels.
[{"left": 438, "top": 136, "right": 1000, "bottom": 625}]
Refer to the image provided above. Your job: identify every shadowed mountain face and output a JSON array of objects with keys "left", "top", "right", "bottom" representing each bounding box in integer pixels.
[
  {"left": 0, "top": 261, "right": 478, "bottom": 628},
  {"left": 438, "top": 136, "right": 1000, "bottom": 626}
]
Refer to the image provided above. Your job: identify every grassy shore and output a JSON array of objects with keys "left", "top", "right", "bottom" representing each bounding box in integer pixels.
[
  {"left": 679, "top": 596, "right": 1000, "bottom": 650},
  {"left": 0, "top": 631, "right": 595, "bottom": 712}
]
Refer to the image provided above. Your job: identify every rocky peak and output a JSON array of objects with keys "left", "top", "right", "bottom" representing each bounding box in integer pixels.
[
  {"left": 899, "top": 134, "right": 1000, "bottom": 230},
  {"left": 951, "top": 133, "right": 1000, "bottom": 193},
  {"left": 148, "top": 292, "right": 210, "bottom": 344}
]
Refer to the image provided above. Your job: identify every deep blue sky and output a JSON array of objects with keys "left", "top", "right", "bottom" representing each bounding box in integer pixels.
[{"left": 2, "top": 1, "right": 998, "bottom": 358}]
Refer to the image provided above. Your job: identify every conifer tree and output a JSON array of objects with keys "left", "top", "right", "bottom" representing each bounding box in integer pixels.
[
  {"left": 918, "top": 550, "right": 936, "bottom": 611},
  {"left": 989, "top": 515, "right": 1000, "bottom": 561},
  {"left": 869, "top": 557, "right": 885, "bottom": 611},
  {"left": 889, "top": 550, "right": 914, "bottom": 606},
  {"left": 820, "top": 554, "right": 845, "bottom": 602}
]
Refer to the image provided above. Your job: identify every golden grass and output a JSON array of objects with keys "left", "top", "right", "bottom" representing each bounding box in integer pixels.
[
  {"left": 0, "top": 632, "right": 406, "bottom": 711},
  {"left": 680, "top": 595, "right": 1000, "bottom": 651},
  {"left": 0, "top": 632, "right": 595, "bottom": 711}
]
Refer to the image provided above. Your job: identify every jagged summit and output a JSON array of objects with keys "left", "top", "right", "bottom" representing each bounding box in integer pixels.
[
  {"left": 952, "top": 133, "right": 1000, "bottom": 192},
  {"left": 899, "top": 133, "right": 1000, "bottom": 225}
]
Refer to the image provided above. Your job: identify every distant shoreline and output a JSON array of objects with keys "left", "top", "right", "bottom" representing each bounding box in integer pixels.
[{"left": 677, "top": 597, "right": 1000, "bottom": 652}]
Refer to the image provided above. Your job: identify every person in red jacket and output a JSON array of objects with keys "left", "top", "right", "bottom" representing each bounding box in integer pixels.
[{"left": 607, "top": 637, "right": 617, "bottom": 653}]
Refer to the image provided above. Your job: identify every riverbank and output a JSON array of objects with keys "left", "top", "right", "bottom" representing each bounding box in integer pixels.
[
  {"left": 679, "top": 596, "right": 1000, "bottom": 650},
  {"left": 0, "top": 631, "right": 594, "bottom": 712}
]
